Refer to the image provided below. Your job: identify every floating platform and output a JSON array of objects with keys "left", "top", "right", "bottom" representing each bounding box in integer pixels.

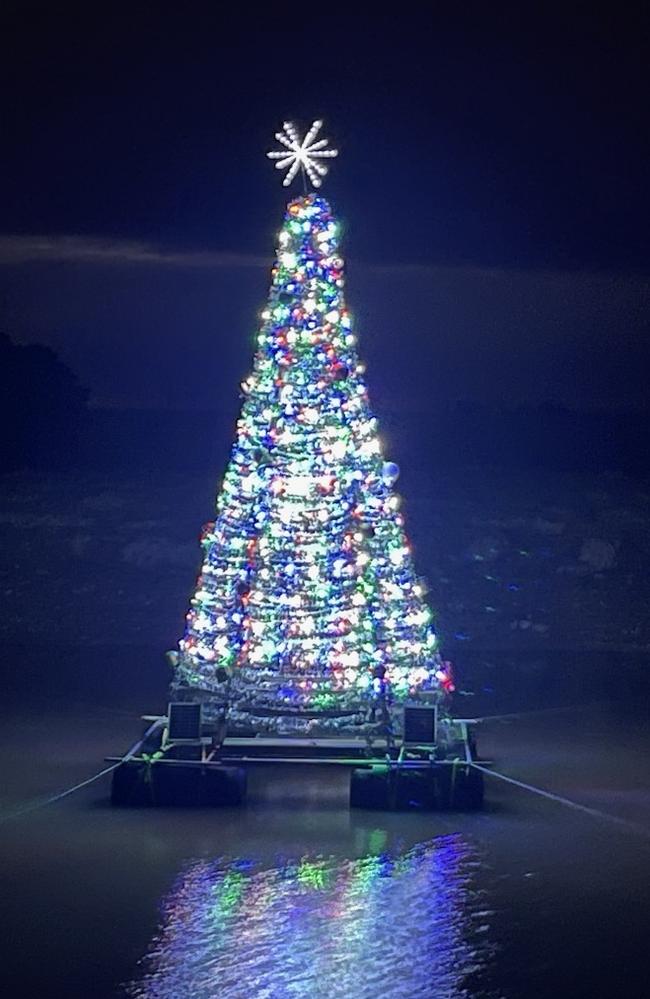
[{"left": 108, "top": 709, "right": 484, "bottom": 811}]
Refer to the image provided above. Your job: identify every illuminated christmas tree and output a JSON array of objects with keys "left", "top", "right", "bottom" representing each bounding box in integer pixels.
[{"left": 173, "top": 122, "right": 451, "bottom": 735}]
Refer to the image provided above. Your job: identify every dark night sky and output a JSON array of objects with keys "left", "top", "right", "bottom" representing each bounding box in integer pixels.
[{"left": 1, "top": 4, "right": 648, "bottom": 412}]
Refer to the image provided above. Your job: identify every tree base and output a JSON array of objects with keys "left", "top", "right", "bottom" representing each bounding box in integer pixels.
[
  {"left": 349, "top": 763, "right": 484, "bottom": 811},
  {"left": 107, "top": 711, "right": 484, "bottom": 810},
  {"left": 111, "top": 762, "right": 247, "bottom": 807}
]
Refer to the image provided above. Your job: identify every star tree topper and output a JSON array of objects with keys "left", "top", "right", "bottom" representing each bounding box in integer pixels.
[{"left": 267, "top": 120, "right": 338, "bottom": 188}]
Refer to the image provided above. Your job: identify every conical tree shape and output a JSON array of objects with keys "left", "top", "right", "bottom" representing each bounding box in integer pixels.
[{"left": 175, "top": 193, "right": 445, "bottom": 735}]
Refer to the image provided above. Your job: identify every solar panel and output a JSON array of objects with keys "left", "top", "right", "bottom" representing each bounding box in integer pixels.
[
  {"left": 403, "top": 705, "right": 438, "bottom": 745},
  {"left": 167, "top": 702, "right": 203, "bottom": 742}
]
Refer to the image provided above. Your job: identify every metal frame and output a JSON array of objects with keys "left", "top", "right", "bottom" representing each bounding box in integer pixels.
[{"left": 110, "top": 714, "right": 483, "bottom": 771}]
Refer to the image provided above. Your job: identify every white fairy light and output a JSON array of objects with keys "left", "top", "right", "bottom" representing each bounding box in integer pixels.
[{"left": 267, "top": 120, "right": 338, "bottom": 188}]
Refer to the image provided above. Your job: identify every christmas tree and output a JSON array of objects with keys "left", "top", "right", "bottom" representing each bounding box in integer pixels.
[{"left": 173, "top": 122, "right": 451, "bottom": 736}]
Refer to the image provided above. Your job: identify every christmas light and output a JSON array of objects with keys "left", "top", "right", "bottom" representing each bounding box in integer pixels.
[
  {"left": 174, "top": 192, "right": 444, "bottom": 735},
  {"left": 267, "top": 121, "right": 339, "bottom": 189}
]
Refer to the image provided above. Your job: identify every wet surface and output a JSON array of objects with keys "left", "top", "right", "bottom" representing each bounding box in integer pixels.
[
  {"left": 0, "top": 693, "right": 648, "bottom": 998},
  {"left": 125, "top": 836, "right": 494, "bottom": 999}
]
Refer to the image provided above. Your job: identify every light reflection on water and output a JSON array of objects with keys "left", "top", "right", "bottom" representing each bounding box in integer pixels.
[{"left": 125, "top": 834, "right": 496, "bottom": 999}]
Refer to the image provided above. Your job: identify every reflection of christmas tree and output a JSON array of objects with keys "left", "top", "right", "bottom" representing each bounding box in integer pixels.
[
  {"left": 174, "top": 123, "right": 451, "bottom": 735},
  {"left": 126, "top": 838, "right": 488, "bottom": 999}
]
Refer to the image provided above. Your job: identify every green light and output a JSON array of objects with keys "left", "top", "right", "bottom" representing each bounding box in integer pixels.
[
  {"left": 297, "top": 859, "right": 331, "bottom": 891},
  {"left": 209, "top": 870, "right": 245, "bottom": 924}
]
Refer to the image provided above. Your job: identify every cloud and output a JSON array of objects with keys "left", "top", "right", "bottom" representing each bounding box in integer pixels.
[
  {"left": 0, "top": 233, "right": 267, "bottom": 269},
  {"left": 0, "top": 229, "right": 647, "bottom": 412},
  {"left": 2, "top": 231, "right": 647, "bottom": 293}
]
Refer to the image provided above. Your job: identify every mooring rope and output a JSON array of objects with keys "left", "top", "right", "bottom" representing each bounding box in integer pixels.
[
  {"left": 465, "top": 703, "right": 599, "bottom": 723},
  {"left": 471, "top": 762, "right": 650, "bottom": 840},
  {"left": 0, "top": 763, "right": 122, "bottom": 824},
  {"left": 0, "top": 720, "right": 161, "bottom": 825},
  {"left": 1, "top": 717, "right": 646, "bottom": 840}
]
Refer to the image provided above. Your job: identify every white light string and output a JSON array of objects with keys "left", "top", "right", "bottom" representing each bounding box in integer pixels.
[{"left": 267, "top": 120, "right": 338, "bottom": 188}]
